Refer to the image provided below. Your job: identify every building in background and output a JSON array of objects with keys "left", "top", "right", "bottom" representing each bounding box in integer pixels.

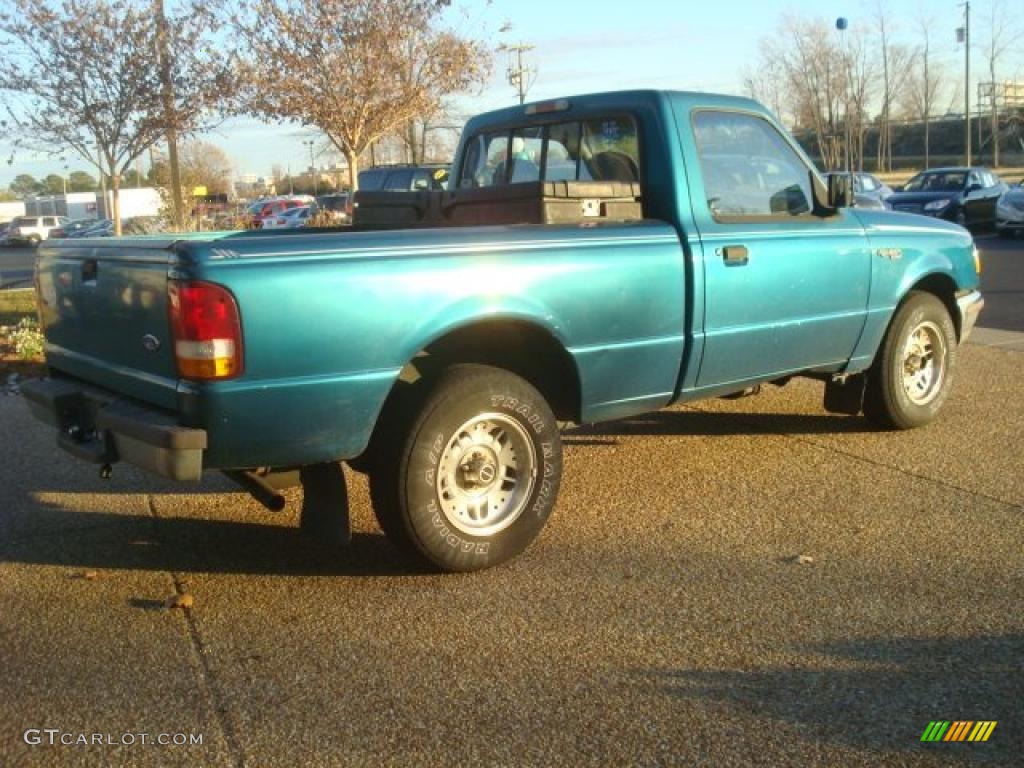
[
  {"left": 24, "top": 189, "right": 160, "bottom": 220},
  {"left": 0, "top": 201, "right": 27, "bottom": 223}
]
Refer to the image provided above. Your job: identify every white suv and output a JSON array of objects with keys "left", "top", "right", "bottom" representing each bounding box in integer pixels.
[{"left": 8, "top": 215, "right": 69, "bottom": 246}]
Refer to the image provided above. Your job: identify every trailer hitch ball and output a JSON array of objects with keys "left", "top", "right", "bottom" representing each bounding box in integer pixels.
[{"left": 99, "top": 464, "right": 113, "bottom": 480}]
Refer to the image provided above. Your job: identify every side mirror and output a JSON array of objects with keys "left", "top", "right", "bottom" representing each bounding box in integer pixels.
[
  {"left": 965, "top": 183, "right": 983, "bottom": 194},
  {"left": 770, "top": 184, "right": 811, "bottom": 215},
  {"left": 828, "top": 173, "right": 852, "bottom": 209}
]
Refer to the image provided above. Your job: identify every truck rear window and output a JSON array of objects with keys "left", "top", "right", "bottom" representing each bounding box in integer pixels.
[{"left": 459, "top": 116, "right": 639, "bottom": 189}]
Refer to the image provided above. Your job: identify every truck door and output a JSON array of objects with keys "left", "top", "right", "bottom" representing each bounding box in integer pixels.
[{"left": 683, "top": 109, "right": 871, "bottom": 389}]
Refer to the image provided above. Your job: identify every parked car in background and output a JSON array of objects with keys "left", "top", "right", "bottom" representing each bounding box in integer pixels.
[
  {"left": 67, "top": 219, "right": 113, "bottom": 238},
  {"left": 358, "top": 164, "right": 450, "bottom": 192},
  {"left": 61, "top": 217, "right": 165, "bottom": 238},
  {"left": 261, "top": 205, "right": 313, "bottom": 229},
  {"left": 886, "top": 167, "right": 1007, "bottom": 229},
  {"left": 248, "top": 198, "right": 306, "bottom": 228},
  {"left": 6, "top": 215, "right": 70, "bottom": 246},
  {"left": 996, "top": 181, "right": 1024, "bottom": 238},
  {"left": 49, "top": 218, "right": 99, "bottom": 238},
  {"left": 824, "top": 171, "right": 893, "bottom": 208},
  {"left": 315, "top": 193, "right": 352, "bottom": 222}
]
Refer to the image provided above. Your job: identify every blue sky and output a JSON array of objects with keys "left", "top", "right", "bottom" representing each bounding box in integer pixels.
[{"left": 2, "top": 0, "right": 1021, "bottom": 187}]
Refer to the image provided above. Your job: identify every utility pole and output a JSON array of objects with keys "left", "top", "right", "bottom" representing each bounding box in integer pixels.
[
  {"left": 498, "top": 43, "right": 536, "bottom": 105},
  {"left": 155, "top": 0, "right": 184, "bottom": 229},
  {"left": 958, "top": 2, "right": 971, "bottom": 166}
]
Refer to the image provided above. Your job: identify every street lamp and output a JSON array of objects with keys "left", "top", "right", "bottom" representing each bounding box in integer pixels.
[
  {"left": 302, "top": 139, "right": 318, "bottom": 196},
  {"left": 957, "top": 2, "right": 971, "bottom": 166},
  {"left": 836, "top": 17, "right": 851, "bottom": 173}
]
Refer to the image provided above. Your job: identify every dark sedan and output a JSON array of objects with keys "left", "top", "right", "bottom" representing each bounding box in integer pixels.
[
  {"left": 887, "top": 167, "right": 1007, "bottom": 229},
  {"left": 824, "top": 171, "right": 894, "bottom": 208},
  {"left": 996, "top": 181, "right": 1024, "bottom": 238}
]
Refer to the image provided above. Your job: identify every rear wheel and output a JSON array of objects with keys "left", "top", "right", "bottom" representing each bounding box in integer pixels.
[
  {"left": 369, "top": 364, "right": 562, "bottom": 572},
  {"left": 27, "top": 234, "right": 40, "bottom": 247},
  {"left": 864, "top": 291, "right": 957, "bottom": 429}
]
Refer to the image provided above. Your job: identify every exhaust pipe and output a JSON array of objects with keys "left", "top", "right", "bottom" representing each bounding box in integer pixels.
[{"left": 223, "top": 470, "right": 287, "bottom": 512}]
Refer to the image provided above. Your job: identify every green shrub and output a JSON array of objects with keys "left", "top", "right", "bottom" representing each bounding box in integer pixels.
[{"left": 10, "top": 317, "right": 44, "bottom": 360}]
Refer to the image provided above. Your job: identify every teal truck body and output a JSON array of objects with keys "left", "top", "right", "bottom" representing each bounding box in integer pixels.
[{"left": 24, "top": 90, "right": 984, "bottom": 571}]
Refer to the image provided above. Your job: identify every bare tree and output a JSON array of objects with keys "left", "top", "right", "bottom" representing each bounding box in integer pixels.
[
  {"left": 980, "top": 0, "right": 1023, "bottom": 167},
  {"left": 0, "top": 0, "right": 235, "bottom": 234},
  {"left": 901, "top": 11, "right": 946, "bottom": 169},
  {"left": 755, "top": 16, "right": 845, "bottom": 169},
  {"left": 230, "top": 0, "right": 491, "bottom": 191},
  {"left": 873, "top": 1, "right": 915, "bottom": 171},
  {"left": 151, "top": 140, "right": 233, "bottom": 195},
  {"left": 742, "top": 46, "right": 787, "bottom": 122},
  {"left": 840, "top": 27, "right": 878, "bottom": 171}
]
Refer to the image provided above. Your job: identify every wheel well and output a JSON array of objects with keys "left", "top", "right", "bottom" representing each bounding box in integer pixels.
[
  {"left": 351, "top": 320, "right": 581, "bottom": 472},
  {"left": 908, "top": 274, "right": 960, "bottom": 339},
  {"left": 411, "top": 320, "right": 582, "bottom": 422}
]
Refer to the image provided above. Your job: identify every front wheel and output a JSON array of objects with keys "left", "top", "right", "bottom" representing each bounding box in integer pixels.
[
  {"left": 370, "top": 364, "right": 563, "bottom": 572},
  {"left": 864, "top": 291, "right": 957, "bottom": 429}
]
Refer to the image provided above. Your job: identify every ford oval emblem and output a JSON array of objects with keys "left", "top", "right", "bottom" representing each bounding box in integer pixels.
[{"left": 142, "top": 334, "right": 161, "bottom": 352}]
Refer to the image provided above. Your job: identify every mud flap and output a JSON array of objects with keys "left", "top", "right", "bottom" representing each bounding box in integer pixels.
[
  {"left": 299, "top": 462, "right": 351, "bottom": 546},
  {"left": 824, "top": 374, "right": 866, "bottom": 416}
]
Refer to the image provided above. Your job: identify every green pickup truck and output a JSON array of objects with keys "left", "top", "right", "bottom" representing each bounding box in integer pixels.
[{"left": 23, "top": 90, "right": 983, "bottom": 572}]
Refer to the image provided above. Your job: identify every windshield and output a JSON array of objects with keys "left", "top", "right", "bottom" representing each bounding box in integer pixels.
[{"left": 904, "top": 172, "right": 966, "bottom": 193}]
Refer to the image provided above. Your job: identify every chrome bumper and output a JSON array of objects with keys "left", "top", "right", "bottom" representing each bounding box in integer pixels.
[{"left": 956, "top": 290, "right": 984, "bottom": 343}]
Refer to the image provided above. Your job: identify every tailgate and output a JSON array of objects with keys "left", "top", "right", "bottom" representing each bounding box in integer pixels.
[{"left": 36, "top": 238, "right": 181, "bottom": 410}]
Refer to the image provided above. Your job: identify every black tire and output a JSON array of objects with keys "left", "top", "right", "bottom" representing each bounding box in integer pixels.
[
  {"left": 27, "top": 234, "right": 41, "bottom": 247},
  {"left": 369, "top": 364, "right": 562, "bottom": 572},
  {"left": 864, "top": 291, "right": 957, "bottom": 430}
]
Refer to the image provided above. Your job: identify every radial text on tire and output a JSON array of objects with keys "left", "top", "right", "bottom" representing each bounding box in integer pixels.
[{"left": 369, "top": 364, "right": 563, "bottom": 572}]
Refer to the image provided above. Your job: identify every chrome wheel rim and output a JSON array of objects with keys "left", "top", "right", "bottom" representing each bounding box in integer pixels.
[
  {"left": 436, "top": 412, "right": 536, "bottom": 537},
  {"left": 901, "top": 320, "right": 946, "bottom": 405}
]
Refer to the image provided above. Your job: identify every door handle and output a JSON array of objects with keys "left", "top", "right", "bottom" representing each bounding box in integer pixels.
[{"left": 720, "top": 245, "right": 749, "bottom": 266}]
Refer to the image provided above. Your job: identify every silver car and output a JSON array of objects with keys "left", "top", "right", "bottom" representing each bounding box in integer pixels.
[{"left": 996, "top": 181, "right": 1024, "bottom": 238}]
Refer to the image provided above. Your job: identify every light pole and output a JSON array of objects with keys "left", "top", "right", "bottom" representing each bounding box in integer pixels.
[
  {"left": 835, "top": 18, "right": 853, "bottom": 173},
  {"left": 302, "top": 139, "right": 318, "bottom": 196},
  {"left": 957, "top": 3, "right": 971, "bottom": 166}
]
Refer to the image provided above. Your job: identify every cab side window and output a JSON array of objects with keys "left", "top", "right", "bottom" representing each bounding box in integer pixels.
[{"left": 693, "top": 110, "right": 813, "bottom": 219}]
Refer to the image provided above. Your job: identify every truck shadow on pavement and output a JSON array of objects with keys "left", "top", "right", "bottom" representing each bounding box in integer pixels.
[
  {"left": 565, "top": 408, "right": 874, "bottom": 444},
  {"left": 635, "top": 634, "right": 1023, "bottom": 761},
  {"left": 0, "top": 500, "right": 427, "bottom": 578}
]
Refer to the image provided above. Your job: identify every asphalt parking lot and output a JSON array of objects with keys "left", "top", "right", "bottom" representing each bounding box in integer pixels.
[
  {"left": 1, "top": 349, "right": 1022, "bottom": 766},
  {"left": 1, "top": 238, "right": 1022, "bottom": 767}
]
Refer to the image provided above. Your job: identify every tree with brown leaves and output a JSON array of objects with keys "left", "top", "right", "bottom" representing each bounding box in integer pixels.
[
  {"left": 0, "top": 0, "right": 236, "bottom": 234},
  {"left": 230, "top": 0, "right": 491, "bottom": 190}
]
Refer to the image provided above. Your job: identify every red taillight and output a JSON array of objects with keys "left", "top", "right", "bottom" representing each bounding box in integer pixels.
[{"left": 168, "top": 280, "right": 243, "bottom": 380}]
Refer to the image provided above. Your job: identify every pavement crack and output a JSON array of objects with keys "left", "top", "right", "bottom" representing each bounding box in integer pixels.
[{"left": 147, "top": 495, "right": 246, "bottom": 768}]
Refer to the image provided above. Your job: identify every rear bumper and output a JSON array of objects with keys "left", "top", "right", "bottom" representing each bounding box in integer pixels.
[
  {"left": 21, "top": 377, "right": 207, "bottom": 481},
  {"left": 956, "top": 290, "right": 984, "bottom": 343}
]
